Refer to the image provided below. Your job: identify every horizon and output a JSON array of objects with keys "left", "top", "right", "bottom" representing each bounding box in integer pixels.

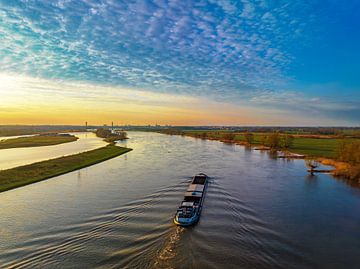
[
  {"left": 1, "top": 2, "right": 360, "bottom": 265},
  {"left": 1, "top": 1, "right": 359, "bottom": 125},
  {"left": 0, "top": 123, "right": 360, "bottom": 129}
]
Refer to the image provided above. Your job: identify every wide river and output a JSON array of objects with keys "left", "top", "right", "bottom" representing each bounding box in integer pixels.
[{"left": 0, "top": 132, "right": 359, "bottom": 268}]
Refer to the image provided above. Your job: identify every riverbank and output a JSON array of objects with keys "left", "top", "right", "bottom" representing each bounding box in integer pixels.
[
  {"left": 177, "top": 130, "right": 345, "bottom": 158},
  {"left": 319, "top": 158, "right": 360, "bottom": 184},
  {"left": 0, "top": 134, "right": 78, "bottom": 149},
  {"left": 159, "top": 130, "right": 360, "bottom": 184},
  {"left": 0, "top": 144, "right": 132, "bottom": 193},
  {"left": 1, "top": 131, "right": 360, "bottom": 269}
]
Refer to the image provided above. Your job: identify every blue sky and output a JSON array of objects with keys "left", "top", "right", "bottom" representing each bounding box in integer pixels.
[{"left": 0, "top": 0, "right": 359, "bottom": 125}]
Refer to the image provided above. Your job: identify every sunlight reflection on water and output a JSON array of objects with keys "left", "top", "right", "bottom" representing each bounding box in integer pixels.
[
  {"left": 0, "top": 132, "right": 360, "bottom": 268},
  {"left": 0, "top": 132, "right": 106, "bottom": 169}
]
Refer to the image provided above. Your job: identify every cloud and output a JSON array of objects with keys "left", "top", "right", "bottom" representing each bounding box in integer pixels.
[
  {"left": 246, "top": 88, "right": 360, "bottom": 124},
  {"left": 0, "top": 0, "right": 358, "bottom": 125},
  {"left": 0, "top": 73, "right": 293, "bottom": 125},
  {"left": 1, "top": 72, "right": 358, "bottom": 125},
  {"left": 0, "top": 0, "right": 311, "bottom": 93}
]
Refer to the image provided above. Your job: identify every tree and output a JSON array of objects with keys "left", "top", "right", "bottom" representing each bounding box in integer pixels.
[
  {"left": 335, "top": 140, "right": 360, "bottom": 181},
  {"left": 337, "top": 140, "right": 360, "bottom": 165},
  {"left": 260, "top": 135, "right": 268, "bottom": 146},
  {"left": 305, "top": 159, "right": 319, "bottom": 175},
  {"left": 162, "top": 128, "right": 183, "bottom": 135},
  {"left": 282, "top": 134, "right": 294, "bottom": 149},
  {"left": 223, "top": 133, "right": 236, "bottom": 141},
  {"left": 244, "top": 132, "right": 254, "bottom": 144},
  {"left": 267, "top": 132, "right": 281, "bottom": 149},
  {"left": 116, "top": 131, "right": 128, "bottom": 140},
  {"left": 95, "top": 128, "right": 127, "bottom": 142},
  {"left": 96, "top": 128, "right": 112, "bottom": 138}
]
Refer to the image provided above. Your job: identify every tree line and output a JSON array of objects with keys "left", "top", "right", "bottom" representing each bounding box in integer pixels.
[
  {"left": 336, "top": 140, "right": 360, "bottom": 181},
  {"left": 95, "top": 128, "right": 127, "bottom": 142},
  {"left": 221, "top": 132, "right": 295, "bottom": 150}
]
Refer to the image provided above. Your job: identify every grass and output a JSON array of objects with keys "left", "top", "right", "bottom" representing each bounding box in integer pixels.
[
  {"left": 288, "top": 137, "right": 340, "bottom": 158},
  {"left": 0, "top": 135, "right": 78, "bottom": 149},
  {"left": 0, "top": 144, "right": 132, "bottom": 192},
  {"left": 181, "top": 130, "right": 357, "bottom": 158}
]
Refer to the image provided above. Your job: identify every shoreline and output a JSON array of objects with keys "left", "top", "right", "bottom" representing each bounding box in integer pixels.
[
  {"left": 0, "top": 134, "right": 78, "bottom": 149},
  {"left": 161, "top": 131, "right": 359, "bottom": 184},
  {"left": 0, "top": 144, "right": 132, "bottom": 193}
]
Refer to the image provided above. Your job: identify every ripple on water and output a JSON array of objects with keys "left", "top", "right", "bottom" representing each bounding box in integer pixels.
[
  {"left": 1, "top": 180, "right": 187, "bottom": 268},
  {"left": 2, "top": 177, "right": 310, "bottom": 269},
  {"left": 1, "top": 132, "right": 358, "bottom": 268}
]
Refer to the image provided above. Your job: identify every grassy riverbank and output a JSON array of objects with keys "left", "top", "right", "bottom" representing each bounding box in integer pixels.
[
  {"left": 160, "top": 129, "right": 360, "bottom": 183},
  {"left": 0, "top": 125, "right": 85, "bottom": 137},
  {"left": 0, "top": 144, "right": 132, "bottom": 192},
  {"left": 180, "top": 130, "right": 350, "bottom": 158},
  {"left": 0, "top": 134, "right": 78, "bottom": 149}
]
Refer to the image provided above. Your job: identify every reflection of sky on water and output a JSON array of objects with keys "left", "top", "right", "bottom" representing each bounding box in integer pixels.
[
  {"left": 0, "top": 132, "right": 106, "bottom": 169},
  {"left": 0, "top": 132, "right": 359, "bottom": 268}
]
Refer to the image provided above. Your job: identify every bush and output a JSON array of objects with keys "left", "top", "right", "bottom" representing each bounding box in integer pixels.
[
  {"left": 244, "top": 132, "right": 254, "bottom": 144},
  {"left": 223, "top": 133, "right": 236, "bottom": 141},
  {"left": 281, "top": 134, "right": 294, "bottom": 149},
  {"left": 161, "top": 129, "right": 184, "bottom": 135},
  {"left": 266, "top": 132, "right": 281, "bottom": 149},
  {"left": 96, "top": 128, "right": 127, "bottom": 141},
  {"left": 96, "top": 128, "right": 112, "bottom": 138},
  {"left": 336, "top": 140, "right": 360, "bottom": 181},
  {"left": 337, "top": 141, "right": 360, "bottom": 165}
]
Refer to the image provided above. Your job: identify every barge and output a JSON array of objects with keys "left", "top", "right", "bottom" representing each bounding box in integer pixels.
[{"left": 174, "top": 173, "right": 208, "bottom": 226}]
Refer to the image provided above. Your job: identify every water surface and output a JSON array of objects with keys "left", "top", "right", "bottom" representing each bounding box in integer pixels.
[
  {"left": 0, "top": 132, "right": 359, "bottom": 268},
  {"left": 0, "top": 132, "right": 106, "bottom": 170},
  {"left": 0, "top": 134, "right": 36, "bottom": 141}
]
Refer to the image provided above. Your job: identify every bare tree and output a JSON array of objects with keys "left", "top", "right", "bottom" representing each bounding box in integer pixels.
[
  {"left": 337, "top": 140, "right": 360, "bottom": 164},
  {"left": 267, "top": 132, "right": 281, "bottom": 149},
  {"left": 244, "top": 132, "right": 254, "bottom": 144},
  {"left": 282, "top": 134, "right": 294, "bottom": 149},
  {"left": 260, "top": 135, "right": 268, "bottom": 146},
  {"left": 305, "top": 159, "right": 319, "bottom": 175},
  {"left": 223, "top": 133, "right": 236, "bottom": 141}
]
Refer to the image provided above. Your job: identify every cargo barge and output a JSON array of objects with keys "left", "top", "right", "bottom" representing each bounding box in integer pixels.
[{"left": 174, "top": 173, "right": 208, "bottom": 226}]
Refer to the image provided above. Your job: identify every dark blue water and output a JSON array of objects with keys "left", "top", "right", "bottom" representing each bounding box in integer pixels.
[{"left": 0, "top": 132, "right": 359, "bottom": 268}]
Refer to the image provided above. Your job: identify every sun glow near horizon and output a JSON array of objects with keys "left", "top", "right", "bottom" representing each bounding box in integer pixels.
[
  {"left": 0, "top": 73, "right": 348, "bottom": 126},
  {"left": 1, "top": 1, "right": 359, "bottom": 126},
  {"left": 0, "top": 73, "right": 245, "bottom": 125}
]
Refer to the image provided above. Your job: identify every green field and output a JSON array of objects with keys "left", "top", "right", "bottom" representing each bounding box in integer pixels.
[
  {"left": 288, "top": 138, "right": 341, "bottom": 158},
  {"left": 182, "top": 130, "right": 355, "bottom": 158},
  {"left": 0, "top": 144, "right": 132, "bottom": 192},
  {"left": 0, "top": 135, "right": 78, "bottom": 149}
]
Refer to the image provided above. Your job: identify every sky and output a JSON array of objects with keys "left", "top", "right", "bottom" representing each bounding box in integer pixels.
[{"left": 0, "top": 0, "right": 359, "bottom": 126}]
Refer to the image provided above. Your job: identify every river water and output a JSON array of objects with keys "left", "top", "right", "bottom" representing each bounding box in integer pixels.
[
  {"left": 0, "top": 132, "right": 107, "bottom": 170},
  {"left": 0, "top": 132, "right": 359, "bottom": 268}
]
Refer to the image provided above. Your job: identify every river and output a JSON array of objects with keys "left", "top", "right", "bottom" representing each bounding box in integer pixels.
[
  {"left": 0, "top": 132, "right": 359, "bottom": 268},
  {"left": 0, "top": 132, "right": 107, "bottom": 170}
]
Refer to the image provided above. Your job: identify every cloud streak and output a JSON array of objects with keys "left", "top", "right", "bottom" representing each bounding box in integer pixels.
[
  {"left": 1, "top": 73, "right": 357, "bottom": 126},
  {"left": 0, "top": 0, "right": 359, "bottom": 124},
  {"left": 0, "top": 1, "right": 309, "bottom": 90}
]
